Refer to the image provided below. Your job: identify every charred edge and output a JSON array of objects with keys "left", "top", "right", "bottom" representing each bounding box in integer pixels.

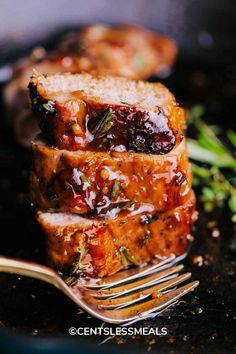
[{"left": 29, "top": 83, "right": 57, "bottom": 137}]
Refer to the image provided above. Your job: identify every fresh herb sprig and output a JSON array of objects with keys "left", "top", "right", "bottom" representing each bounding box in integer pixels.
[
  {"left": 187, "top": 105, "right": 236, "bottom": 222},
  {"left": 92, "top": 108, "right": 114, "bottom": 139}
]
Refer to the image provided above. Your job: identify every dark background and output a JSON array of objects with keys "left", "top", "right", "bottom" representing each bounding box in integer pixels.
[
  {"left": 0, "top": 1, "right": 236, "bottom": 353},
  {"left": 0, "top": 0, "right": 236, "bottom": 66}
]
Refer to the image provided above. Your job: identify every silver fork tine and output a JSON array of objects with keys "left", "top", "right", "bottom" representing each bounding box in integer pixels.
[
  {"left": 79, "top": 264, "right": 184, "bottom": 299},
  {"left": 0, "top": 256, "right": 199, "bottom": 324},
  {"left": 96, "top": 272, "right": 192, "bottom": 309},
  {"left": 101, "top": 281, "right": 199, "bottom": 323},
  {"left": 80, "top": 254, "right": 176, "bottom": 289}
]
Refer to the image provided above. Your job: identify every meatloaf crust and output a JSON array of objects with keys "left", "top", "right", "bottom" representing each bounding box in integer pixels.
[
  {"left": 37, "top": 192, "right": 196, "bottom": 278},
  {"left": 31, "top": 138, "right": 192, "bottom": 216}
]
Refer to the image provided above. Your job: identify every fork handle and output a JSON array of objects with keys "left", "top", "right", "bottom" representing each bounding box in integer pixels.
[{"left": 0, "top": 256, "right": 58, "bottom": 287}]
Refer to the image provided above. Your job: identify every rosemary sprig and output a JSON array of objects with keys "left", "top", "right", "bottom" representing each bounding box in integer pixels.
[
  {"left": 92, "top": 108, "right": 114, "bottom": 138},
  {"left": 187, "top": 105, "right": 236, "bottom": 221},
  {"left": 187, "top": 139, "right": 236, "bottom": 170}
]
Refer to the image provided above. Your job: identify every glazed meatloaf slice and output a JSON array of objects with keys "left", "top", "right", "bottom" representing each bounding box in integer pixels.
[
  {"left": 37, "top": 192, "right": 196, "bottom": 278},
  {"left": 29, "top": 72, "right": 185, "bottom": 154},
  {"left": 58, "top": 24, "right": 178, "bottom": 79},
  {"left": 5, "top": 24, "right": 177, "bottom": 147},
  {"left": 31, "top": 138, "right": 192, "bottom": 216}
]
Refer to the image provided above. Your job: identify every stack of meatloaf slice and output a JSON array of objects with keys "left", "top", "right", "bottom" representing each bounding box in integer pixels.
[{"left": 29, "top": 72, "right": 196, "bottom": 278}]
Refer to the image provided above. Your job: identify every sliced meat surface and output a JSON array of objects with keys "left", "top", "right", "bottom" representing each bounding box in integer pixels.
[
  {"left": 4, "top": 24, "right": 177, "bottom": 147},
  {"left": 29, "top": 72, "right": 185, "bottom": 154},
  {"left": 31, "top": 138, "right": 192, "bottom": 216},
  {"left": 38, "top": 192, "right": 196, "bottom": 278}
]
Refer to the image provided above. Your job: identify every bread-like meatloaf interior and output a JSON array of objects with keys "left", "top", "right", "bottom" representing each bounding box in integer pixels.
[
  {"left": 29, "top": 72, "right": 185, "bottom": 154},
  {"left": 37, "top": 192, "right": 196, "bottom": 278},
  {"left": 31, "top": 138, "right": 192, "bottom": 216}
]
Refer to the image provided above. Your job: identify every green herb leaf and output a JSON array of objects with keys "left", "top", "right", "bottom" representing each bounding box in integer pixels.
[
  {"left": 111, "top": 180, "right": 120, "bottom": 200},
  {"left": 71, "top": 246, "right": 88, "bottom": 274},
  {"left": 227, "top": 130, "right": 236, "bottom": 148},
  {"left": 187, "top": 140, "right": 236, "bottom": 170},
  {"left": 187, "top": 104, "right": 205, "bottom": 123},
  {"left": 130, "top": 136, "right": 147, "bottom": 153},
  {"left": 119, "top": 200, "right": 135, "bottom": 209},
  {"left": 73, "top": 168, "right": 90, "bottom": 190},
  {"left": 142, "top": 232, "right": 151, "bottom": 246},
  {"left": 92, "top": 108, "right": 114, "bottom": 138},
  {"left": 81, "top": 173, "right": 90, "bottom": 190},
  {"left": 229, "top": 194, "right": 236, "bottom": 213},
  {"left": 187, "top": 105, "right": 236, "bottom": 222},
  {"left": 119, "top": 246, "right": 139, "bottom": 266}
]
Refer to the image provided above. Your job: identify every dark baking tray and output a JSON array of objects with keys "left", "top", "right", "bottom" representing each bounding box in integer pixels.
[{"left": 0, "top": 43, "right": 236, "bottom": 354}]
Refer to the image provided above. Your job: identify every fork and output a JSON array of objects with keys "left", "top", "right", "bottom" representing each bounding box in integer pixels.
[{"left": 0, "top": 254, "right": 199, "bottom": 325}]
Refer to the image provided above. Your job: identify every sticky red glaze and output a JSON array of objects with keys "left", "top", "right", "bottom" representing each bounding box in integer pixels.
[
  {"left": 30, "top": 89, "right": 185, "bottom": 155},
  {"left": 40, "top": 193, "right": 196, "bottom": 277},
  {"left": 31, "top": 139, "right": 192, "bottom": 215}
]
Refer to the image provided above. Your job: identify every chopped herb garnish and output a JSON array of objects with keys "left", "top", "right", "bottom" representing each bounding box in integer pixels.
[
  {"left": 119, "top": 199, "right": 135, "bottom": 209},
  {"left": 142, "top": 232, "right": 151, "bottom": 246},
  {"left": 111, "top": 180, "right": 120, "bottom": 200},
  {"left": 119, "top": 246, "right": 139, "bottom": 266},
  {"left": 130, "top": 136, "right": 147, "bottom": 153},
  {"left": 95, "top": 199, "right": 135, "bottom": 215},
  {"left": 92, "top": 109, "right": 114, "bottom": 138},
  {"left": 81, "top": 173, "right": 90, "bottom": 190},
  {"left": 71, "top": 246, "right": 88, "bottom": 274},
  {"left": 73, "top": 168, "right": 90, "bottom": 190}
]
